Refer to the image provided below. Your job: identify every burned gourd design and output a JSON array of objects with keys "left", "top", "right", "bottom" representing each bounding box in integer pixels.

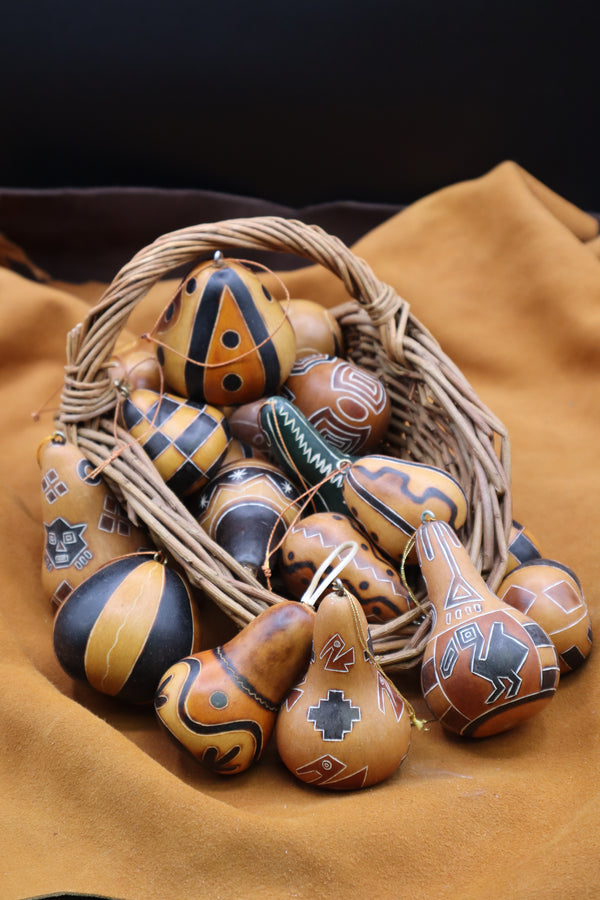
[
  {"left": 53, "top": 554, "right": 201, "bottom": 705},
  {"left": 280, "top": 511, "right": 412, "bottom": 622},
  {"left": 276, "top": 586, "right": 412, "bottom": 790},
  {"left": 154, "top": 601, "right": 315, "bottom": 775},
  {"left": 259, "top": 395, "right": 354, "bottom": 513},
  {"left": 121, "top": 388, "right": 231, "bottom": 497},
  {"left": 342, "top": 455, "right": 468, "bottom": 563},
  {"left": 281, "top": 354, "right": 391, "bottom": 454},
  {"left": 39, "top": 434, "right": 150, "bottom": 608},
  {"left": 188, "top": 459, "right": 302, "bottom": 576},
  {"left": 498, "top": 559, "right": 592, "bottom": 673},
  {"left": 416, "top": 518, "right": 560, "bottom": 737},
  {"left": 503, "top": 519, "right": 543, "bottom": 576},
  {"left": 154, "top": 257, "right": 296, "bottom": 406}
]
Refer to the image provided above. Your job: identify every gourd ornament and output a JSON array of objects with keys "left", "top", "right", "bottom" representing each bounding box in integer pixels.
[
  {"left": 188, "top": 459, "right": 302, "bottom": 577},
  {"left": 504, "top": 519, "right": 543, "bottom": 576},
  {"left": 154, "top": 601, "right": 315, "bottom": 775},
  {"left": 275, "top": 583, "right": 412, "bottom": 790},
  {"left": 281, "top": 354, "right": 391, "bottom": 454},
  {"left": 109, "top": 336, "right": 162, "bottom": 394},
  {"left": 498, "top": 559, "right": 592, "bottom": 673},
  {"left": 342, "top": 455, "right": 468, "bottom": 564},
  {"left": 259, "top": 397, "right": 468, "bottom": 555},
  {"left": 285, "top": 298, "right": 344, "bottom": 359},
  {"left": 38, "top": 433, "right": 150, "bottom": 608},
  {"left": 416, "top": 516, "right": 560, "bottom": 737},
  {"left": 259, "top": 395, "right": 353, "bottom": 514},
  {"left": 154, "top": 255, "right": 296, "bottom": 406},
  {"left": 120, "top": 388, "right": 231, "bottom": 497},
  {"left": 280, "top": 511, "right": 412, "bottom": 622},
  {"left": 53, "top": 553, "right": 202, "bottom": 705}
]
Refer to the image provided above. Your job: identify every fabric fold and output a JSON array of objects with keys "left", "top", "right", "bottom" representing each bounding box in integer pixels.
[{"left": 0, "top": 164, "right": 598, "bottom": 900}]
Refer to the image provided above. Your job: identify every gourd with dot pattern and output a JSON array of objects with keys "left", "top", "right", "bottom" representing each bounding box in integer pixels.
[
  {"left": 154, "top": 255, "right": 296, "bottom": 406},
  {"left": 154, "top": 601, "right": 315, "bottom": 775}
]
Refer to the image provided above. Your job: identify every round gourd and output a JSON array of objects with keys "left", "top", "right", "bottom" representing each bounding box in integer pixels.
[
  {"left": 498, "top": 559, "right": 592, "bottom": 673},
  {"left": 281, "top": 354, "right": 391, "bottom": 454},
  {"left": 53, "top": 554, "right": 201, "bottom": 705},
  {"left": 109, "top": 336, "right": 162, "bottom": 394},
  {"left": 188, "top": 459, "right": 302, "bottom": 576},
  {"left": 154, "top": 257, "right": 296, "bottom": 405},
  {"left": 227, "top": 398, "right": 272, "bottom": 453}
]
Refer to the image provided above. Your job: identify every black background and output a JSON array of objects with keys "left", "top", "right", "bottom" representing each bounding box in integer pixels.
[{"left": 2, "top": 1, "right": 600, "bottom": 209}]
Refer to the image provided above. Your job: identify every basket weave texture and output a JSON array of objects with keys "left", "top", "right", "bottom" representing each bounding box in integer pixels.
[{"left": 57, "top": 216, "right": 512, "bottom": 671}]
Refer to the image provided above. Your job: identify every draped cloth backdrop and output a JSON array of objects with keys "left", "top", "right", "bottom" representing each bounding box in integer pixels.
[{"left": 0, "top": 161, "right": 598, "bottom": 900}]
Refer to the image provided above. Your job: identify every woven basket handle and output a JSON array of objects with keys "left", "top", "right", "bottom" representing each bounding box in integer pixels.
[{"left": 58, "top": 216, "right": 408, "bottom": 424}]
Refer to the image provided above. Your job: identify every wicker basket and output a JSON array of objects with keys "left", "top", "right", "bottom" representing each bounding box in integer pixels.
[{"left": 56, "top": 216, "right": 512, "bottom": 672}]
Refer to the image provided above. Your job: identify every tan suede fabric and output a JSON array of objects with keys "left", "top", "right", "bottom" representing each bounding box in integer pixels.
[{"left": 1, "top": 161, "right": 598, "bottom": 900}]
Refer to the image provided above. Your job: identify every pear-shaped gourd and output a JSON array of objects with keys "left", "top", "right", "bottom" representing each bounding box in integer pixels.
[
  {"left": 154, "top": 601, "right": 315, "bottom": 775},
  {"left": 286, "top": 298, "right": 344, "bottom": 359},
  {"left": 343, "top": 455, "right": 468, "bottom": 563},
  {"left": 188, "top": 459, "right": 302, "bottom": 577},
  {"left": 416, "top": 517, "right": 560, "bottom": 737},
  {"left": 38, "top": 433, "right": 150, "bottom": 607},
  {"left": 281, "top": 354, "right": 391, "bottom": 454},
  {"left": 275, "top": 585, "right": 412, "bottom": 790},
  {"left": 154, "top": 256, "right": 296, "bottom": 406},
  {"left": 121, "top": 388, "right": 231, "bottom": 497},
  {"left": 280, "top": 511, "right": 412, "bottom": 622},
  {"left": 53, "top": 553, "right": 201, "bottom": 704},
  {"left": 498, "top": 559, "right": 592, "bottom": 673}
]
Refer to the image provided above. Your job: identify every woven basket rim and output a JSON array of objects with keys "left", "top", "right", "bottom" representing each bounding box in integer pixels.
[{"left": 55, "top": 215, "right": 512, "bottom": 671}]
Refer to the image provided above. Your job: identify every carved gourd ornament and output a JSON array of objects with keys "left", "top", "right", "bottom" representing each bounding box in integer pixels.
[
  {"left": 154, "top": 601, "right": 315, "bottom": 776},
  {"left": 259, "top": 397, "right": 467, "bottom": 558},
  {"left": 416, "top": 516, "right": 560, "bottom": 737},
  {"left": 275, "top": 582, "right": 412, "bottom": 790},
  {"left": 503, "top": 519, "right": 543, "bottom": 576},
  {"left": 188, "top": 459, "right": 302, "bottom": 577},
  {"left": 38, "top": 433, "right": 150, "bottom": 608},
  {"left": 53, "top": 553, "right": 201, "bottom": 705},
  {"left": 120, "top": 388, "right": 231, "bottom": 497},
  {"left": 285, "top": 298, "right": 344, "bottom": 359},
  {"left": 498, "top": 559, "right": 592, "bottom": 673},
  {"left": 280, "top": 511, "right": 412, "bottom": 622},
  {"left": 154, "top": 254, "right": 296, "bottom": 406},
  {"left": 109, "top": 335, "right": 162, "bottom": 395},
  {"left": 342, "top": 455, "right": 468, "bottom": 564},
  {"left": 281, "top": 354, "right": 391, "bottom": 455}
]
